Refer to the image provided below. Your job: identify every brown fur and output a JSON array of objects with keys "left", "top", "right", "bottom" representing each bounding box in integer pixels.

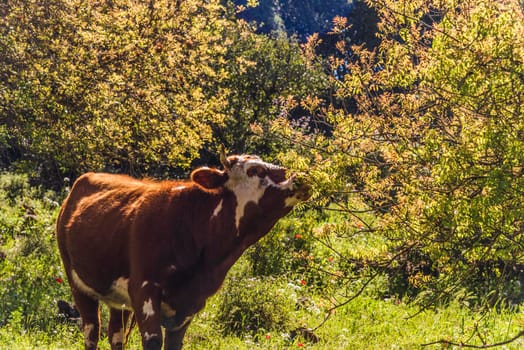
[{"left": 56, "top": 158, "right": 309, "bottom": 350}]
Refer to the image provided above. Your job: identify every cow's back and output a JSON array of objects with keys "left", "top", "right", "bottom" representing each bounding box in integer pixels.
[
  {"left": 56, "top": 172, "right": 155, "bottom": 288},
  {"left": 58, "top": 172, "right": 149, "bottom": 224},
  {"left": 57, "top": 172, "right": 150, "bottom": 238}
]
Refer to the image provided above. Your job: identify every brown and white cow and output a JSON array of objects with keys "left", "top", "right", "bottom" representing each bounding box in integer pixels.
[{"left": 56, "top": 152, "right": 310, "bottom": 350}]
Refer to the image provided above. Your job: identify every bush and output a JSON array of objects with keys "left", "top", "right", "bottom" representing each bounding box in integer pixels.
[
  {"left": 0, "top": 173, "right": 68, "bottom": 329},
  {"left": 216, "top": 275, "right": 296, "bottom": 336},
  {"left": 246, "top": 211, "right": 333, "bottom": 288}
]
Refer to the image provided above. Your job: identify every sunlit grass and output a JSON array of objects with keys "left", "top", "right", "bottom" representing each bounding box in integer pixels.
[
  {"left": 1, "top": 295, "right": 522, "bottom": 350},
  {"left": 1, "top": 172, "right": 522, "bottom": 350}
]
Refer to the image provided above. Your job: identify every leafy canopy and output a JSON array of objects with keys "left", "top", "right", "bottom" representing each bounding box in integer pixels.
[
  {"left": 272, "top": 0, "right": 524, "bottom": 305},
  {"left": 1, "top": 0, "right": 234, "bottom": 179}
]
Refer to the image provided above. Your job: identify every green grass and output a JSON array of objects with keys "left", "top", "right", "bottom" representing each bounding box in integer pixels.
[
  {"left": 1, "top": 295, "right": 522, "bottom": 349},
  {"left": 1, "top": 172, "right": 523, "bottom": 349}
]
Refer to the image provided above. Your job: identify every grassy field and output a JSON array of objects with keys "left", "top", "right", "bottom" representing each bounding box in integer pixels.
[
  {"left": 1, "top": 293, "right": 523, "bottom": 349},
  {"left": 1, "top": 173, "right": 523, "bottom": 350}
]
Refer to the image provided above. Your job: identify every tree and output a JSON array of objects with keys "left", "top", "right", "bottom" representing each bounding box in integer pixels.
[
  {"left": 1, "top": 0, "right": 234, "bottom": 183},
  {"left": 0, "top": 0, "right": 329, "bottom": 184},
  {"left": 214, "top": 29, "right": 328, "bottom": 156},
  {"left": 272, "top": 0, "right": 524, "bottom": 308}
]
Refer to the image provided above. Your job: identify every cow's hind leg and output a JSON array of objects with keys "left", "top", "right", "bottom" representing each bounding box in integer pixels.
[
  {"left": 72, "top": 290, "right": 100, "bottom": 350},
  {"left": 108, "top": 309, "right": 134, "bottom": 350}
]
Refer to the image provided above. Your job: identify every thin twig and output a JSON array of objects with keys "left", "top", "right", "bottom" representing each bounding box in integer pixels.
[
  {"left": 312, "top": 240, "right": 421, "bottom": 331},
  {"left": 421, "top": 330, "right": 524, "bottom": 348}
]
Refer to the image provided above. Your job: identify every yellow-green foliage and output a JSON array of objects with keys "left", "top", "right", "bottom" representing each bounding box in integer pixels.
[
  {"left": 268, "top": 0, "right": 524, "bottom": 305},
  {"left": 0, "top": 0, "right": 325, "bottom": 182},
  {"left": 0, "top": 0, "right": 235, "bottom": 177},
  {"left": 0, "top": 0, "right": 523, "bottom": 348}
]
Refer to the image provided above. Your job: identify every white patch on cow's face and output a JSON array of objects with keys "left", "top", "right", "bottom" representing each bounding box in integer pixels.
[
  {"left": 141, "top": 281, "right": 149, "bottom": 288},
  {"left": 142, "top": 298, "right": 155, "bottom": 320},
  {"left": 225, "top": 161, "right": 267, "bottom": 231},
  {"left": 212, "top": 199, "right": 223, "bottom": 218},
  {"left": 225, "top": 156, "right": 294, "bottom": 231},
  {"left": 111, "top": 329, "right": 123, "bottom": 345}
]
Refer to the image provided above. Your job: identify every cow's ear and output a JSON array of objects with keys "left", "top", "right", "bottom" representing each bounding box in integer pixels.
[{"left": 191, "top": 168, "right": 227, "bottom": 189}]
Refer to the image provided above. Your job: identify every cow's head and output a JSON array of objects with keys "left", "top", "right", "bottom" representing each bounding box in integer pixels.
[{"left": 191, "top": 150, "right": 310, "bottom": 239}]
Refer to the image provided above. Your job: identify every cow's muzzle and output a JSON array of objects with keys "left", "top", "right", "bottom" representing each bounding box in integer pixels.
[{"left": 290, "top": 174, "right": 312, "bottom": 201}]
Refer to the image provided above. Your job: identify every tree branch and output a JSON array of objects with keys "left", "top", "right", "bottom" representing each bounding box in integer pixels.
[{"left": 421, "top": 330, "right": 524, "bottom": 348}]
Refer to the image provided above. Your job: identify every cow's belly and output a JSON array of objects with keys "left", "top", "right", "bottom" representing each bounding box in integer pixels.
[
  {"left": 71, "top": 270, "right": 191, "bottom": 322},
  {"left": 72, "top": 270, "right": 133, "bottom": 310}
]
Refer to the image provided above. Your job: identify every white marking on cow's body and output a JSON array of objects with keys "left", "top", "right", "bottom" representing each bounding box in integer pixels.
[
  {"left": 212, "top": 199, "right": 223, "bottom": 217},
  {"left": 72, "top": 270, "right": 133, "bottom": 310},
  {"left": 112, "top": 277, "right": 129, "bottom": 296},
  {"left": 144, "top": 332, "right": 158, "bottom": 341},
  {"left": 111, "top": 329, "right": 123, "bottom": 345},
  {"left": 83, "top": 323, "right": 96, "bottom": 347},
  {"left": 84, "top": 323, "right": 94, "bottom": 336},
  {"left": 141, "top": 281, "right": 149, "bottom": 288},
  {"left": 142, "top": 298, "right": 155, "bottom": 320},
  {"left": 172, "top": 185, "right": 186, "bottom": 191},
  {"left": 72, "top": 270, "right": 101, "bottom": 299},
  {"left": 108, "top": 277, "right": 131, "bottom": 310},
  {"left": 161, "top": 302, "right": 177, "bottom": 318}
]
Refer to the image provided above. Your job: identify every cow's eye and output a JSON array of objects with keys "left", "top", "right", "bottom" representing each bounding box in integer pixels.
[{"left": 247, "top": 165, "right": 267, "bottom": 178}]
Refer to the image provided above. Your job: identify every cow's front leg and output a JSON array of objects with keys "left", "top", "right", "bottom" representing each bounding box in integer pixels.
[
  {"left": 164, "top": 318, "right": 192, "bottom": 350},
  {"left": 130, "top": 280, "right": 163, "bottom": 350}
]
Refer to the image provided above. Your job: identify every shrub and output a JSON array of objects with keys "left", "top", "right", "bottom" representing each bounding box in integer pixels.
[
  {"left": 245, "top": 211, "right": 332, "bottom": 287},
  {"left": 0, "top": 173, "right": 68, "bottom": 329},
  {"left": 216, "top": 275, "right": 296, "bottom": 336}
]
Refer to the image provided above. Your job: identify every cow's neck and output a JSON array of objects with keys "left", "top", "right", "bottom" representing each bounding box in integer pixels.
[
  {"left": 204, "top": 232, "right": 246, "bottom": 286},
  {"left": 169, "top": 187, "right": 282, "bottom": 296},
  {"left": 162, "top": 194, "right": 279, "bottom": 318},
  {"left": 195, "top": 203, "right": 264, "bottom": 292}
]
